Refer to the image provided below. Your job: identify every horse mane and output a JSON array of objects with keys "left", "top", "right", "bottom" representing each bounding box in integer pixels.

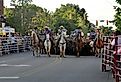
[
  {"left": 32, "top": 33, "right": 36, "bottom": 44},
  {"left": 32, "top": 31, "right": 42, "bottom": 43}
]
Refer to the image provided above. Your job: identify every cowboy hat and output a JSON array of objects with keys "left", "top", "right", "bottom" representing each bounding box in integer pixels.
[
  {"left": 59, "top": 25, "right": 64, "bottom": 29},
  {"left": 44, "top": 26, "right": 49, "bottom": 29}
]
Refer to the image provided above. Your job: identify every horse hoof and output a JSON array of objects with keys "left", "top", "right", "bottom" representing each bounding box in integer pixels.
[
  {"left": 60, "top": 55, "right": 62, "bottom": 57},
  {"left": 76, "top": 56, "right": 80, "bottom": 58},
  {"left": 63, "top": 56, "right": 66, "bottom": 58},
  {"left": 95, "top": 55, "right": 98, "bottom": 57},
  {"left": 38, "top": 55, "right": 40, "bottom": 57},
  {"left": 33, "top": 54, "right": 35, "bottom": 56},
  {"left": 98, "top": 55, "right": 101, "bottom": 58}
]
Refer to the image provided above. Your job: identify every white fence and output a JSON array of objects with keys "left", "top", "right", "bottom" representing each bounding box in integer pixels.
[{"left": 0, "top": 36, "right": 31, "bottom": 56}]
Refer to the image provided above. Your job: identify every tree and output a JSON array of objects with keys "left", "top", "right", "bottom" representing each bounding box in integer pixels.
[
  {"left": 116, "top": 0, "right": 121, "bottom": 5},
  {"left": 52, "top": 4, "right": 89, "bottom": 34},
  {"left": 5, "top": 3, "right": 90, "bottom": 34},
  {"left": 9, "top": 0, "right": 33, "bottom": 33},
  {"left": 114, "top": 0, "right": 121, "bottom": 32}
]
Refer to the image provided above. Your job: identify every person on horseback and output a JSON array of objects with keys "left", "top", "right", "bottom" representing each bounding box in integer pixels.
[
  {"left": 31, "top": 27, "right": 41, "bottom": 56},
  {"left": 58, "top": 25, "right": 67, "bottom": 35},
  {"left": 74, "top": 27, "right": 81, "bottom": 35},
  {"left": 94, "top": 27, "right": 102, "bottom": 43},
  {"left": 74, "top": 26, "right": 84, "bottom": 38},
  {"left": 33, "top": 27, "right": 38, "bottom": 32},
  {"left": 43, "top": 26, "right": 53, "bottom": 40},
  {"left": 44, "top": 26, "right": 51, "bottom": 34},
  {"left": 94, "top": 26, "right": 104, "bottom": 57},
  {"left": 73, "top": 27, "right": 84, "bottom": 57},
  {"left": 57, "top": 26, "right": 67, "bottom": 57},
  {"left": 90, "top": 29, "right": 96, "bottom": 41},
  {"left": 57, "top": 25, "right": 67, "bottom": 42}
]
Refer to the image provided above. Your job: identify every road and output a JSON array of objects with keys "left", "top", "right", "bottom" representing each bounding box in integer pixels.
[{"left": 0, "top": 51, "right": 113, "bottom": 82}]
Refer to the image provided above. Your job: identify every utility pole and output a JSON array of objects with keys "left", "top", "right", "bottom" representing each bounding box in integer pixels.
[{"left": 0, "top": 0, "right": 4, "bottom": 27}]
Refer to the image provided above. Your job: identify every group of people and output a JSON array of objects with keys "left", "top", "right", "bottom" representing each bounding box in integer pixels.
[
  {"left": 32, "top": 25, "right": 105, "bottom": 46},
  {"left": 31, "top": 25, "right": 121, "bottom": 57}
]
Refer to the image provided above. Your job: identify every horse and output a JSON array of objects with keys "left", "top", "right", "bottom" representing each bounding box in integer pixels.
[
  {"left": 74, "top": 32, "right": 84, "bottom": 57},
  {"left": 31, "top": 30, "right": 42, "bottom": 57},
  {"left": 53, "top": 33, "right": 60, "bottom": 54},
  {"left": 94, "top": 37, "right": 104, "bottom": 57},
  {"left": 44, "top": 34, "right": 51, "bottom": 57},
  {"left": 58, "top": 31, "right": 67, "bottom": 58}
]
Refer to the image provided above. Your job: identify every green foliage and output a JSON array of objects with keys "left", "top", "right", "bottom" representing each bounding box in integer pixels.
[
  {"left": 116, "top": 0, "right": 121, "bottom": 5},
  {"left": 114, "top": 7, "right": 121, "bottom": 31},
  {"left": 4, "top": 2, "right": 90, "bottom": 34},
  {"left": 52, "top": 4, "right": 89, "bottom": 34},
  {"left": 114, "top": 0, "right": 121, "bottom": 32}
]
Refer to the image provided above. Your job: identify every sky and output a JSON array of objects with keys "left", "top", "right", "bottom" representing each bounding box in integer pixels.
[{"left": 4, "top": 0, "right": 118, "bottom": 25}]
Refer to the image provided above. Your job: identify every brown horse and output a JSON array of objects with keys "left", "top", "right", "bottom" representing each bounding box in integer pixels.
[
  {"left": 74, "top": 32, "right": 84, "bottom": 57},
  {"left": 31, "top": 30, "right": 43, "bottom": 57},
  {"left": 95, "top": 38, "right": 104, "bottom": 57}
]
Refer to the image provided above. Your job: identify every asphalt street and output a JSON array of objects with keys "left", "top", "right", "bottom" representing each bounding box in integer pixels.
[{"left": 0, "top": 51, "right": 113, "bottom": 82}]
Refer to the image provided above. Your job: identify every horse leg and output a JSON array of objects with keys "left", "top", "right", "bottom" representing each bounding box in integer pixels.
[
  {"left": 61, "top": 44, "right": 65, "bottom": 58},
  {"left": 34, "top": 48, "right": 37, "bottom": 57},
  {"left": 94, "top": 47, "right": 98, "bottom": 57},
  {"left": 96, "top": 48, "right": 100, "bottom": 57},
  {"left": 32, "top": 47, "right": 34, "bottom": 56},
  {"left": 77, "top": 52, "right": 80, "bottom": 57},
  {"left": 54, "top": 47, "right": 56, "bottom": 54},
  {"left": 76, "top": 47, "right": 80, "bottom": 57},
  {"left": 62, "top": 45, "right": 64, "bottom": 58},
  {"left": 33, "top": 50, "right": 35, "bottom": 56},
  {"left": 98, "top": 48, "right": 103, "bottom": 58},
  {"left": 49, "top": 42, "right": 51, "bottom": 57},
  {"left": 38, "top": 47, "right": 40, "bottom": 57},
  {"left": 47, "top": 51, "right": 50, "bottom": 57},
  {"left": 92, "top": 47, "right": 95, "bottom": 54},
  {"left": 33, "top": 47, "right": 36, "bottom": 56},
  {"left": 60, "top": 45, "right": 62, "bottom": 57}
]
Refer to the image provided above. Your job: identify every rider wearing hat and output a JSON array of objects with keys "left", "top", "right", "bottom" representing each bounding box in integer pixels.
[
  {"left": 33, "top": 27, "right": 38, "bottom": 33},
  {"left": 44, "top": 26, "right": 51, "bottom": 35},
  {"left": 95, "top": 26, "right": 101, "bottom": 40},
  {"left": 44, "top": 26, "right": 54, "bottom": 43},
  {"left": 58, "top": 25, "right": 67, "bottom": 35},
  {"left": 74, "top": 26, "right": 84, "bottom": 37}
]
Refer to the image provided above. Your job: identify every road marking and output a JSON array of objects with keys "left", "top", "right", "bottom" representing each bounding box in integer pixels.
[
  {"left": 19, "top": 57, "right": 62, "bottom": 77},
  {"left": 0, "top": 77, "right": 20, "bottom": 79},
  {"left": 0, "top": 64, "right": 31, "bottom": 67}
]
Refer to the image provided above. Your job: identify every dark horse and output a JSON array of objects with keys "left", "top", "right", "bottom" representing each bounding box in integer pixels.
[{"left": 74, "top": 32, "right": 84, "bottom": 57}]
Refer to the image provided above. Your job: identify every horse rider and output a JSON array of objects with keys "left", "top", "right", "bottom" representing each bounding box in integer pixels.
[
  {"left": 31, "top": 27, "right": 37, "bottom": 38},
  {"left": 33, "top": 27, "right": 38, "bottom": 33},
  {"left": 94, "top": 26, "right": 102, "bottom": 43},
  {"left": 93, "top": 26, "right": 104, "bottom": 56},
  {"left": 73, "top": 26, "right": 84, "bottom": 37},
  {"left": 44, "top": 26, "right": 51, "bottom": 35},
  {"left": 57, "top": 26, "right": 67, "bottom": 35},
  {"left": 89, "top": 29, "right": 96, "bottom": 41},
  {"left": 44, "top": 26, "right": 54, "bottom": 43},
  {"left": 57, "top": 26, "right": 67, "bottom": 42}
]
